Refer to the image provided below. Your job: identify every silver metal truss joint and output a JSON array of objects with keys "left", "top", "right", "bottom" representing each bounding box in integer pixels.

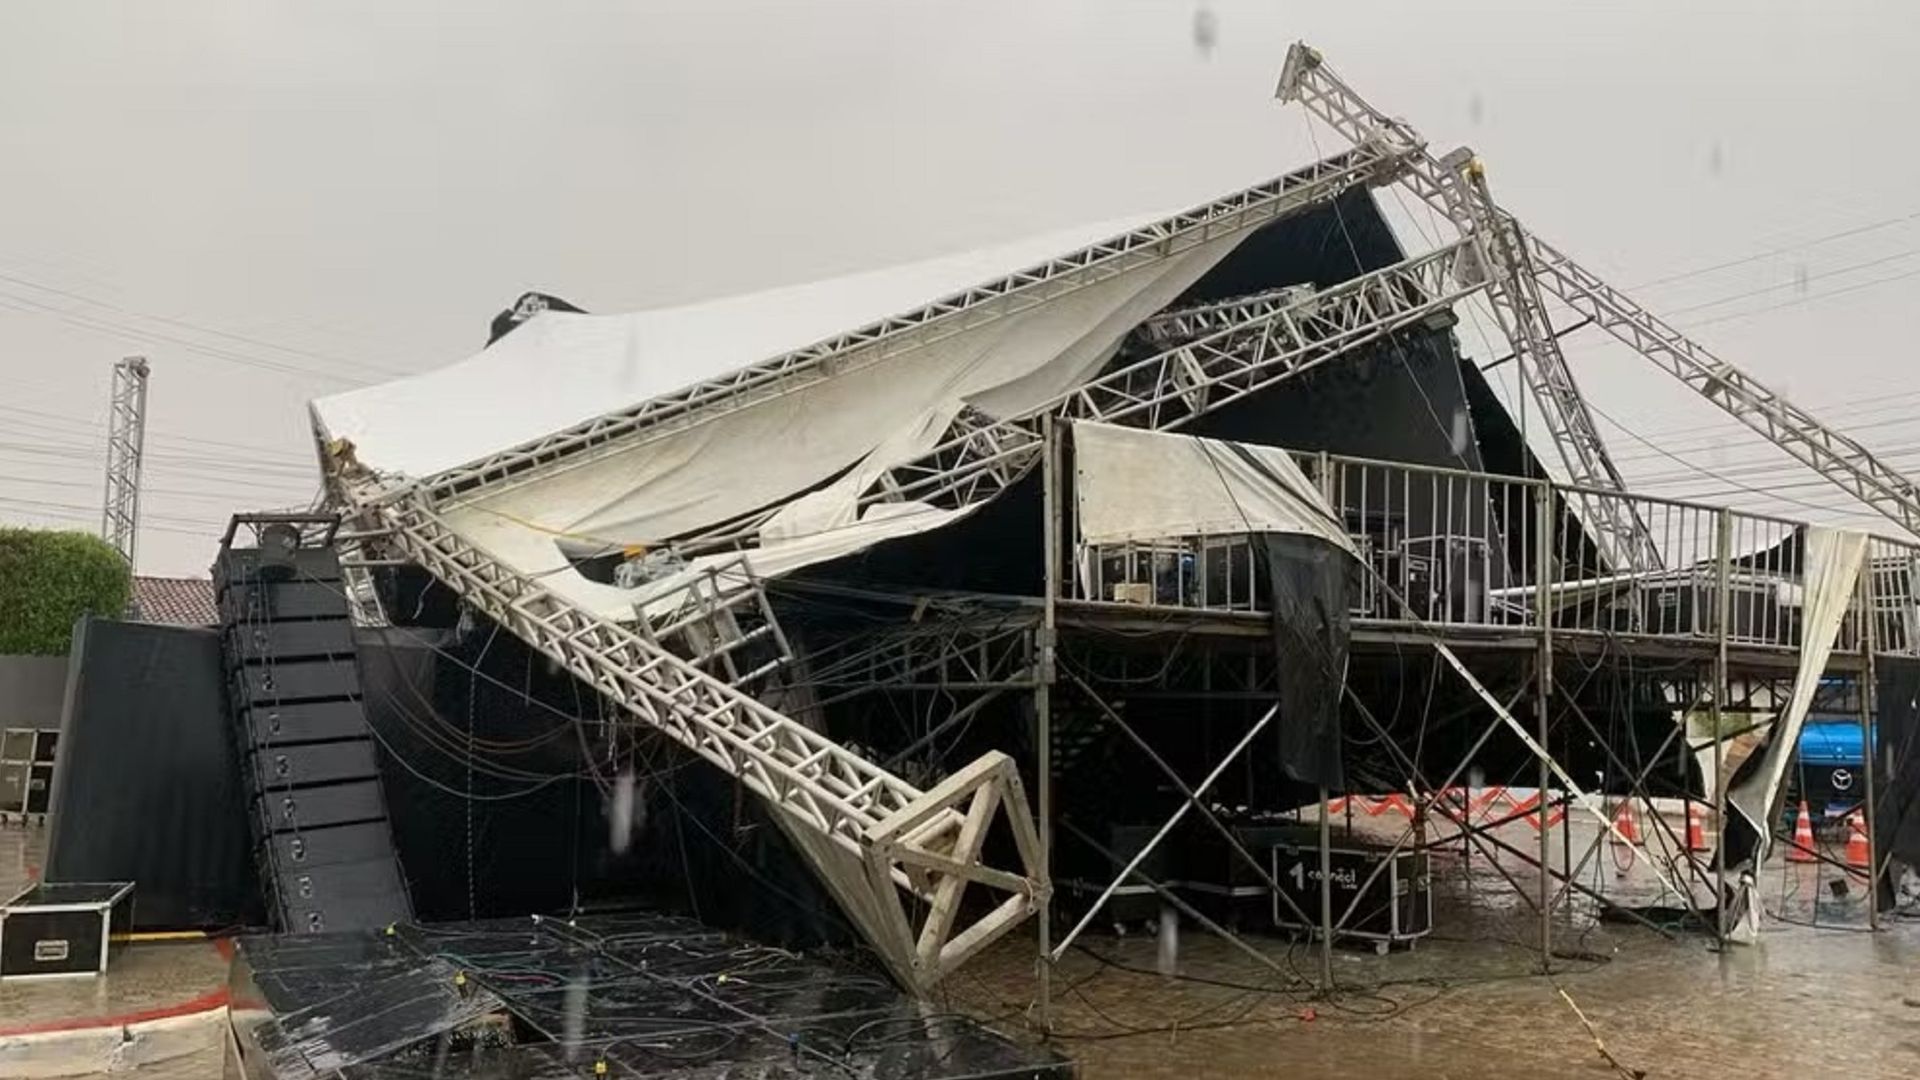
[
  {"left": 341, "top": 478, "right": 1046, "bottom": 990},
  {"left": 864, "top": 239, "right": 1482, "bottom": 514}
]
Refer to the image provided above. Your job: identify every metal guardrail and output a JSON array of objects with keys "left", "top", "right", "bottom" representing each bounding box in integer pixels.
[{"left": 1070, "top": 448, "right": 1920, "bottom": 656}]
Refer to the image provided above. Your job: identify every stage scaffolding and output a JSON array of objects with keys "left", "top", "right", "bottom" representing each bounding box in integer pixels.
[
  {"left": 758, "top": 419, "right": 1911, "bottom": 1026},
  {"left": 320, "top": 41, "right": 1920, "bottom": 1002}
]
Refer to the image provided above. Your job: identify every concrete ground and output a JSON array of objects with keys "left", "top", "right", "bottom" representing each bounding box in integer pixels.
[
  {"left": 0, "top": 827, "right": 232, "bottom": 1079},
  {"left": 948, "top": 807, "right": 1920, "bottom": 1079},
  {"left": 5, "top": 805, "right": 1918, "bottom": 1077}
]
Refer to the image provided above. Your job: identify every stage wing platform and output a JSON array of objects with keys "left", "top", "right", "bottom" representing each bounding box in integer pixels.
[{"left": 229, "top": 912, "right": 1070, "bottom": 1079}]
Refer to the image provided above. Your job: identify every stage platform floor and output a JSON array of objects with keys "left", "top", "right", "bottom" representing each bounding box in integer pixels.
[{"left": 231, "top": 911, "right": 1072, "bottom": 1079}]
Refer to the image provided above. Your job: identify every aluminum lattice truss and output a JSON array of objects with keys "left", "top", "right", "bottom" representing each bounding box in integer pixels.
[
  {"left": 329, "top": 140, "right": 1420, "bottom": 995},
  {"left": 100, "top": 355, "right": 150, "bottom": 568},
  {"left": 327, "top": 46, "right": 1920, "bottom": 992},
  {"left": 1277, "top": 42, "right": 1920, "bottom": 543},
  {"left": 861, "top": 236, "right": 1483, "bottom": 513},
  {"left": 419, "top": 143, "right": 1409, "bottom": 508},
  {"left": 798, "top": 613, "right": 1040, "bottom": 696},
  {"left": 1278, "top": 47, "right": 1661, "bottom": 574},
  {"left": 343, "top": 480, "right": 1044, "bottom": 992}
]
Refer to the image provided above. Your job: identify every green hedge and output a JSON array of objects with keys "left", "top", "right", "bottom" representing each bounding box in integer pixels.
[{"left": 0, "top": 528, "right": 132, "bottom": 655}]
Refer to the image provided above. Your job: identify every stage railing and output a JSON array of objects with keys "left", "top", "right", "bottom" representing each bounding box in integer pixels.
[{"left": 1068, "top": 446, "right": 1920, "bottom": 657}]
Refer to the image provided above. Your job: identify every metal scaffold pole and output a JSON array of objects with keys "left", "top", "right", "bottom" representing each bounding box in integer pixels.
[
  {"left": 1318, "top": 786, "right": 1334, "bottom": 991},
  {"left": 1713, "top": 508, "right": 1732, "bottom": 943},
  {"left": 1535, "top": 480, "right": 1555, "bottom": 969},
  {"left": 1035, "top": 416, "right": 1063, "bottom": 1029},
  {"left": 1857, "top": 562, "right": 1880, "bottom": 929}
]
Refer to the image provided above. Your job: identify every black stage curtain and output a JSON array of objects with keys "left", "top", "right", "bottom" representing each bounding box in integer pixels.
[
  {"left": 1257, "top": 533, "right": 1349, "bottom": 791},
  {"left": 44, "top": 617, "right": 261, "bottom": 929},
  {"left": 1876, "top": 656, "right": 1920, "bottom": 892}
]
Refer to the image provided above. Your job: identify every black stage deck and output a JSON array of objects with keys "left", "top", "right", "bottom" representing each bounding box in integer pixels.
[{"left": 231, "top": 912, "right": 1070, "bottom": 1079}]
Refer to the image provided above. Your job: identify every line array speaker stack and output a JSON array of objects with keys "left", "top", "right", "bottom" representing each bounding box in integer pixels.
[{"left": 215, "top": 516, "right": 411, "bottom": 934}]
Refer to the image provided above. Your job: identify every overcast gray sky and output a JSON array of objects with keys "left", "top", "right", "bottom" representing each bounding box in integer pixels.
[{"left": 3, "top": 1, "right": 1917, "bottom": 575}]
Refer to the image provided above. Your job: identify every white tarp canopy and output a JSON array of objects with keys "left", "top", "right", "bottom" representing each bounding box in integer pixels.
[
  {"left": 317, "top": 211, "right": 1260, "bottom": 622},
  {"left": 313, "top": 211, "right": 1179, "bottom": 482},
  {"left": 1071, "top": 421, "right": 1354, "bottom": 555}
]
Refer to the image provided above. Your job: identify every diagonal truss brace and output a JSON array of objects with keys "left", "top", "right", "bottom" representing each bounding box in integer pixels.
[
  {"left": 800, "top": 615, "right": 1039, "bottom": 695},
  {"left": 863, "top": 236, "right": 1484, "bottom": 514},
  {"left": 1278, "top": 40, "right": 1920, "bottom": 543},
  {"left": 342, "top": 480, "right": 1046, "bottom": 993},
  {"left": 1527, "top": 236, "right": 1920, "bottom": 538},
  {"left": 1278, "top": 43, "right": 1660, "bottom": 574},
  {"left": 414, "top": 144, "right": 1412, "bottom": 510}
]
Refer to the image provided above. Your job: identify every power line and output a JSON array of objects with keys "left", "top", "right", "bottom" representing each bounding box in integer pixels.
[
  {"left": 0, "top": 494, "right": 221, "bottom": 537},
  {"left": 1688, "top": 261, "right": 1920, "bottom": 330},
  {"left": 1608, "top": 397, "right": 1920, "bottom": 463},
  {"left": 1625, "top": 439, "right": 1920, "bottom": 488},
  {"left": 1627, "top": 207, "right": 1920, "bottom": 291},
  {"left": 0, "top": 400, "right": 314, "bottom": 463},
  {"left": 1583, "top": 400, "right": 1872, "bottom": 520},
  {"left": 1656, "top": 244, "right": 1920, "bottom": 318},
  {"left": 0, "top": 266, "right": 411, "bottom": 382},
  {"left": 0, "top": 288, "right": 375, "bottom": 386}
]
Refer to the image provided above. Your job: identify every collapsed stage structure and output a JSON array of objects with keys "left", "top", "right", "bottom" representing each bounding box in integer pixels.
[{"left": 302, "top": 45, "right": 1920, "bottom": 998}]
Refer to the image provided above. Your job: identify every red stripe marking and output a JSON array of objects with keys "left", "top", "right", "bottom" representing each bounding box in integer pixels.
[
  {"left": 0, "top": 940, "right": 234, "bottom": 1038},
  {"left": 0, "top": 987, "right": 229, "bottom": 1037}
]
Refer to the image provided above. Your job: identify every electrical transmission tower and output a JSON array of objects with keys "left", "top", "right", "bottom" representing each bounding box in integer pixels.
[{"left": 101, "top": 356, "right": 150, "bottom": 568}]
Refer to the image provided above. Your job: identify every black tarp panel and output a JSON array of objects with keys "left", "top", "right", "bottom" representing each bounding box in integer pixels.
[
  {"left": 1876, "top": 655, "right": 1920, "bottom": 890},
  {"left": 44, "top": 617, "right": 261, "bottom": 929},
  {"left": 355, "top": 623, "right": 852, "bottom": 949},
  {"left": 1460, "top": 355, "right": 1608, "bottom": 579},
  {"left": 1257, "top": 534, "right": 1349, "bottom": 790}
]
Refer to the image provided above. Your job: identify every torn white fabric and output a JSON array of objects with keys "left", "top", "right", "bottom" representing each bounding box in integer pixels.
[
  {"left": 312, "top": 212, "right": 1178, "bottom": 482},
  {"left": 439, "top": 497, "right": 972, "bottom": 623},
  {"left": 1726, "top": 526, "right": 1871, "bottom": 840},
  {"left": 1071, "top": 421, "right": 1354, "bottom": 554},
  {"left": 442, "top": 233, "right": 1239, "bottom": 552}
]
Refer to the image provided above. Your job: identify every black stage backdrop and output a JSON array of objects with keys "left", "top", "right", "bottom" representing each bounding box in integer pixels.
[{"left": 45, "top": 617, "right": 261, "bottom": 929}]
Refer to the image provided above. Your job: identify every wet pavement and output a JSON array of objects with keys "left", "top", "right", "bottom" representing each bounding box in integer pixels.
[
  {"left": 948, "top": 809, "right": 1920, "bottom": 1078},
  {"left": 6, "top": 810, "right": 1920, "bottom": 1077},
  {"left": 0, "top": 826, "right": 232, "bottom": 1079}
]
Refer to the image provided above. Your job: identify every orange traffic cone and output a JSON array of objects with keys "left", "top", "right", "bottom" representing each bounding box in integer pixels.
[
  {"left": 1609, "top": 800, "right": 1640, "bottom": 846},
  {"left": 1685, "top": 802, "right": 1708, "bottom": 852},
  {"left": 1786, "top": 800, "right": 1818, "bottom": 863},
  {"left": 1845, "top": 811, "right": 1871, "bottom": 872}
]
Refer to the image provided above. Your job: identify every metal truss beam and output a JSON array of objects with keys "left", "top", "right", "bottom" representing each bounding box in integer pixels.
[
  {"left": 1527, "top": 235, "right": 1920, "bottom": 538},
  {"left": 865, "top": 237, "right": 1483, "bottom": 513},
  {"left": 1278, "top": 41, "right": 1920, "bottom": 543},
  {"left": 346, "top": 481, "right": 1046, "bottom": 992},
  {"left": 1136, "top": 284, "right": 1320, "bottom": 345},
  {"left": 412, "top": 144, "right": 1412, "bottom": 509},
  {"left": 1278, "top": 44, "right": 1660, "bottom": 573},
  {"left": 100, "top": 356, "right": 150, "bottom": 569},
  {"left": 800, "top": 616, "right": 1040, "bottom": 699}
]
